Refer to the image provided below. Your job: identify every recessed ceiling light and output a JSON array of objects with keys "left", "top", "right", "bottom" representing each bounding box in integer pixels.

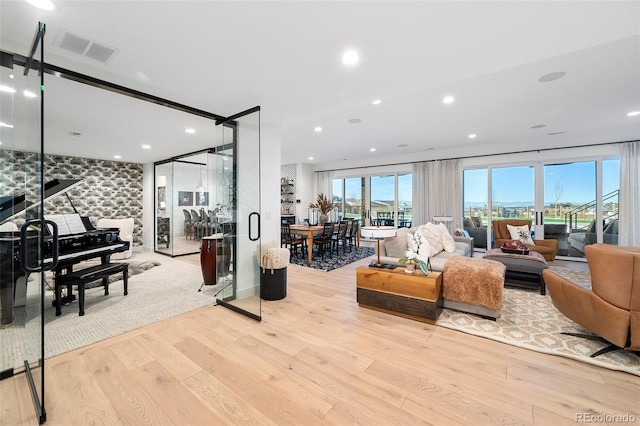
[
  {"left": 548, "top": 131, "right": 565, "bottom": 136},
  {"left": 370, "top": 148, "right": 376, "bottom": 152},
  {"left": 468, "top": 134, "right": 477, "bottom": 139},
  {"left": 372, "top": 99, "right": 382, "bottom": 105},
  {"left": 141, "top": 144, "right": 151, "bottom": 149},
  {"left": 398, "top": 144, "right": 408, "bottom": 148},
  {"left": 308, "top": 157, "right": 314, "bottom": 161},
  {"left": 348, "top": 118, "right": 362, "bottom": 124},
  {"left": 113, "top": 155, "right": 122, "bottom": 159},
  {"left": 538, "top": 71, "right": 566, "bottom": 83},
  {"left": 342, "top": 50, "right": 360, "bottom": 66},
  {"left": 0, "top": 122, "right": 14, "bottom": 128},
  {"left": 627, "top": 111, "right": 640, "bottom": 117},
  {"left": 314, "top": 126, "right": 322, "bottom": 132},
  {"left": 23, "top": 90, "right": 37, "bottom": 98},
  {"left": 443, "top": 95, "right": 455, "bottom": 104},
  {"left": 185, "top": 128, "right": 196, "bottom": 134},
  {"left": 0, "top": 85, "right": 16, "bottom": 93},
  {"left": 25, "top": 0, "right": 55, "bottom": 10},
  {"left": 530, "top": 124, "right": 547, "bottom": 129}
]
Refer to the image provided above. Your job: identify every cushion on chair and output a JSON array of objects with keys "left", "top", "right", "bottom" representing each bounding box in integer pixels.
[{"left": 506, "top": 224, "right": 535, "bottom": 245}]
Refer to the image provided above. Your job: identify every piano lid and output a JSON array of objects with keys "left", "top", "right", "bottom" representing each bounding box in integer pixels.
[{"left": 0, "top": 178, "right": 83, "bottom": 224}]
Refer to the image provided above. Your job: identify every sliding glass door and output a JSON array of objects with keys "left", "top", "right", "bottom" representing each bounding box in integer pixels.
[{"left": 463, "top": 157, "right": 620, "bottom": 259}]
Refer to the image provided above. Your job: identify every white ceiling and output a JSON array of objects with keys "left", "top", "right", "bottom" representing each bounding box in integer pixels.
[{"left": 1, "top": 1, "right": 639, "bottom": 167}]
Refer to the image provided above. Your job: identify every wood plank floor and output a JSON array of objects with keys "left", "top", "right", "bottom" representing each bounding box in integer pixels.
[{"left": 4, "top": 255, "right": 639, "bottom": 425}]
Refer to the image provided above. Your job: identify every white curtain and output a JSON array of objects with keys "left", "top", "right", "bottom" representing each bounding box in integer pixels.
[
  {"left": 314, "top": 171, "right": 334, "bottom": 199},
  {"left": 618, "top": 141, "right": 640, "bottom": 246},
  {"left": 412, "top": 159, "right": 463, "bottom": 231}
]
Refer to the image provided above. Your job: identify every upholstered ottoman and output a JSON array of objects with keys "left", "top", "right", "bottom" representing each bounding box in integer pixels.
[{"left": 442, "top": 257, "right": 506, "bottom": 320}]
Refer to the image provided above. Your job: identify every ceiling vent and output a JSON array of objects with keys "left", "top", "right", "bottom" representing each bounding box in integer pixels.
[{"left": 54, "top": 29, "right": 119, "bottom": 64}]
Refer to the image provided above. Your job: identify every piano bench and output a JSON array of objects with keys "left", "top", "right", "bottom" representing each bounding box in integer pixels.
[{"left": 55, "top": 263, "right": 128, "bottom": 316}]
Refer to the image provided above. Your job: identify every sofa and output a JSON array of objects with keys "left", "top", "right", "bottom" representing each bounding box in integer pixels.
[
  {"left": 374, "top": 224, "right": 473, "bottom": 272},
  {"left": 96, "top": 218, "right": 134, "bottom": 259},
  {"left": 568, "top": 219, "right": 619, "bottom": 254}
]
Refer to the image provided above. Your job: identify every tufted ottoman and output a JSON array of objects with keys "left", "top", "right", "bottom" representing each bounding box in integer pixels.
[{"left": 442, "top": 257, "right": 506, "bottom": 320}]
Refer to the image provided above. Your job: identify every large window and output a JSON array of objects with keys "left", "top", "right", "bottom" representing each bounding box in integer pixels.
[{"left": 333, "top": 172, "right": 412, "bottom": 227}]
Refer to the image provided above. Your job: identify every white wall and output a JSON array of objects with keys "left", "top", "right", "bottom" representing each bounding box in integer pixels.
[
  {"left": 296, "top": 162, "right": 314, "bottom": 222},
  {"left": 261, "top": 127, "right": 282, "bottom": 244}
]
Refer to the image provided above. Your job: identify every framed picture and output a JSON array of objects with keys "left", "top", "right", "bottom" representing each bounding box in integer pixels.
[
  {"left": 196, "top": 191, "right": 209, "bottom": 206},
  {"left": 178, "top": 191, "right": 193, "bottom": 206}
]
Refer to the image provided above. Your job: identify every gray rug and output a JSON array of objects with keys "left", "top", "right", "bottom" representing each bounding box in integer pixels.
[{"left": 0, "top": 251, "right": 216, "bottom": 372}]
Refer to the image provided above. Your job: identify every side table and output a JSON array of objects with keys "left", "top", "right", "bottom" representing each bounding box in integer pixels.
[{"left": 355, "top": 266, "right": 443, "bottom": 323}]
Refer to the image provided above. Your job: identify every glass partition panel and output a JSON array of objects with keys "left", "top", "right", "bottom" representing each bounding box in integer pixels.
[
  {"left": 0, "top": 24, "right": 46, "bottom": 423},
  {"left": 398, "top": 173, "right": 412, "bottom": 228},
  {"left": 215, "top": 108, "right": 261, "bottom": 321},
  {"left": 370, "top": 175, "right": 395, "bottom": 226},
  {"left": 463, "top": 169, "right": 489, "bottom": 249}
]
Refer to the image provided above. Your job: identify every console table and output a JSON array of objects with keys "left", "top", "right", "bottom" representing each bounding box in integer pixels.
[{"left": 356, "top": 266, "right": 443, "bottom": 323}]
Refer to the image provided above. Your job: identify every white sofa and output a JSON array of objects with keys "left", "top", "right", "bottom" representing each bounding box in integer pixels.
[
  {"left": 96, "top": 218, "right": 134, "bottom": 259},
  {"left": 374, "top": 225, "right": 472, "bottom": 272}
]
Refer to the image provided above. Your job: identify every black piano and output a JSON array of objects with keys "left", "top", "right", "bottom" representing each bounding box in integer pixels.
[{"left": 0, "top": 179, "right": 130, "bottom": 325}]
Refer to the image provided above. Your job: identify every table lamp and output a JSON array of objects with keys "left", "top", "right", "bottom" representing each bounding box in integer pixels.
[{"left": 360, "top": 226, "right": 397, "bottom": 268}]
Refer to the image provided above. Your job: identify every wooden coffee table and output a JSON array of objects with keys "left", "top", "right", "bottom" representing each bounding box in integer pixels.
[{"left": 355, "top": 266, "right": 443, "bottom": 323}]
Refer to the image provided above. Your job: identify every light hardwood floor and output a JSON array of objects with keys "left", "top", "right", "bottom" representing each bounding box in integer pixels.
[{"left": 3, "top": 255, "right": 638, "bottom": 425}]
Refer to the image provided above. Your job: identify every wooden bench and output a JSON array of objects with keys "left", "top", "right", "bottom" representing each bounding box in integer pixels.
[{"left": 55, "top": 263, "right": 128, "bottom": 316}]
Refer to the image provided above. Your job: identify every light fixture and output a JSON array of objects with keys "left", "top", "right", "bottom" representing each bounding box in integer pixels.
[
  {"left": 443, "top": 95, "right": 455, "bottom": 104},
  {"left": 113, "top": 155, "right": 122, "bottom": 159},
  {"left": 25, "top": 0, "right": 55, "bottom": 10},
  {"left": 398, "top": 144, "right": 408, "bottom": 148},
  {"left": 348, "top": 118, "right": 362, "bottom": 124},
  {"left": 185, "top": 128, "right": 196, "bottom": 134},
  {"left": 0, "top": 122, "right": 14, "bottom": 128},
  {"left": 0, "top": 85, "right": 16, "bottom": 93},
  {"left": 23, "top": 90, "right": 37, "bottom": 98},
  {"left": 360, "top": 226, "right": 397, "bottom": 267},
  {"left": 141, "top": 144, "right": 151, "bottom": 149},
  {"left": 468, "top": 134, "right": 477, "bottom": 139},
  {"left": 308, "top": 156, "right": 314, "bottom": 161},
  {"left": 314, "top": 126, "right": 322, "bottom": 132},
  {"left": 627, "top": 111, "right": 640, "bottom": 117},
  {"left": 530, "top": 124, "right": 546, "bottom": 129},
  {"left": 372, "top": 99, "right": 382, "bottom": 105},
  {"left": 342, "top": 50, "right": 360, "bottom": 66},
  {"left": 370, "top": 148, "right": 376, "bottom": 152}
]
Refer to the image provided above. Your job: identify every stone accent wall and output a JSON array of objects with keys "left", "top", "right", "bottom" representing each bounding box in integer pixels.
[{"left": 0, "top": 149, "right": 143, "bottom": 246}]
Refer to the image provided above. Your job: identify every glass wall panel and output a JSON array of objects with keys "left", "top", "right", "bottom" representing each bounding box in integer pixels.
[
  {"left": 398, "top": 173, "right": 412, "bottom": 228},
  {"left": 370, "top": 175, "right": 395, "bottom": 226},
  {"left": 463, "top": 169, "right": 490, "bottom": 249},
  {"left": 602, "top": 158, "right": 620, "bottom": 246},
  {"left": 544, "top": 161, "right": 596, "bottom": 257},
  {"left": 491, "top": 166, "right": 535, "bottom": 221},
  {"left": 344, "top": 177, "right": 364, "bottom": 222}
]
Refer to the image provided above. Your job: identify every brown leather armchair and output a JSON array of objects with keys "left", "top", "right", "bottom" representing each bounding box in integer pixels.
[
  {"left": 492, "top": 219, "right": 558, "bottom": 261},
  {"left": 542, "top": 244, "right": 640, "bottom": 356}
]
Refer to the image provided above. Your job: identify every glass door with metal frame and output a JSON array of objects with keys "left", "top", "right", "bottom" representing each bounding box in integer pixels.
[
  {"left": 0, "top": 23, "right": 48, "bottom": 423},
  {"left": 214, "top": 107, "right": 261, "bottom": 321}
]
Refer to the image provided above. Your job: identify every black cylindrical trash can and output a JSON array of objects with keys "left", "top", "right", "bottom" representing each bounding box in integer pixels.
[{"left": 260, "top": 267, "right": 287, "bottom": 300}]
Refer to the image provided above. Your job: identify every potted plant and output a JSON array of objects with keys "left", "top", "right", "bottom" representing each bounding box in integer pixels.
[
  {"left": 308, "top": 193, "right": 338, "bottom": 225},
  {"left": 399, "top": 232, "right": 431, "bottom": 274}
]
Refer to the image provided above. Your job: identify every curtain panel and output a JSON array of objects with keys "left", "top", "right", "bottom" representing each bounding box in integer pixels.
[
  {"left": 314, "top": 171, "right": 334, "bottom": 200},
  {"left": 412, "top": 159, "right": 463, "bottom": 231},
  {"left": 619, "top": 141, "right": 640, "bottom": 246}
]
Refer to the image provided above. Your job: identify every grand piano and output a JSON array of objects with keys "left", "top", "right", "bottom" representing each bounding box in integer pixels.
[{"left": 0, "top": 179, "right": 130, "bottom": 325}]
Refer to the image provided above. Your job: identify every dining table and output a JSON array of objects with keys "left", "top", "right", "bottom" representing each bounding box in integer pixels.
[{"left": 289, "top": 224, "right": 325, "bottom": 264}]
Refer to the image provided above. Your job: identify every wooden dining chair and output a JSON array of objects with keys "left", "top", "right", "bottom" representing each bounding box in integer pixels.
[
  {"left": 281, "top": 223, "right": 305, "bottom": 259},
  {"left": 313, "top": 223, "right": 335, "bottom": 260}
]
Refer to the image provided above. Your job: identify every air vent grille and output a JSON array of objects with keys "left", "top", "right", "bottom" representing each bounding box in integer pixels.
[{"left": 54, "top": 29, "right": 119, "bottom": 64}]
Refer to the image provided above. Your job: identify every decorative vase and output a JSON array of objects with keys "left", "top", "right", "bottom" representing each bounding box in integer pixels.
[
  {"left": 319, "top": 213, "right": 328, "bottom": 226},
  {"left": 404, "top": 261, "right": 415, "bottom": 274}
]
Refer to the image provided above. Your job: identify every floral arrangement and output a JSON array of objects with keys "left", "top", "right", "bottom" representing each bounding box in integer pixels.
[
  {"left": 399, "top": 232, "right": 431, "bottom": 274},
  {"left": 308, "top": 193, "right": 338, "bottom": 214}
]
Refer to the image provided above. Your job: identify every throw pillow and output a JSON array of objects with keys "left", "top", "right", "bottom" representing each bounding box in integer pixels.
[
  {"left": 384, "top": 227, "right": 408, "bottom": 258},
  {"left": 418, "top": 224, "right": 444, "bottom": 255},
  {"left": 506, "top": 224, "right": 535, "bottom": 245},
  {"left": 437, "top": 222, "right": 456, "bottom": 253}
]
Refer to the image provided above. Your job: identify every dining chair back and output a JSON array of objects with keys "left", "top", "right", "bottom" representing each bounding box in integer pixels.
[
  {"left": 333, "top": 221, "right": 349, "bottom": 254},
  {"left": 313, "top": 223, "right": 335, "bottom": 259}
]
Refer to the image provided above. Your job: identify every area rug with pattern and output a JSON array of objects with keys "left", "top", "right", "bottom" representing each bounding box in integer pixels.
[
  {"left": 437, "top": 266, "right": 639, "bottom": 376},
  {"left": 289, "top": 246, "right": 375, "bottom": 271}
]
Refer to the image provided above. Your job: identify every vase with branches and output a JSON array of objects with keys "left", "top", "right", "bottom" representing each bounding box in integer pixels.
[{"left": 309, "top": 193, "right": 338, "bottom": 225}]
